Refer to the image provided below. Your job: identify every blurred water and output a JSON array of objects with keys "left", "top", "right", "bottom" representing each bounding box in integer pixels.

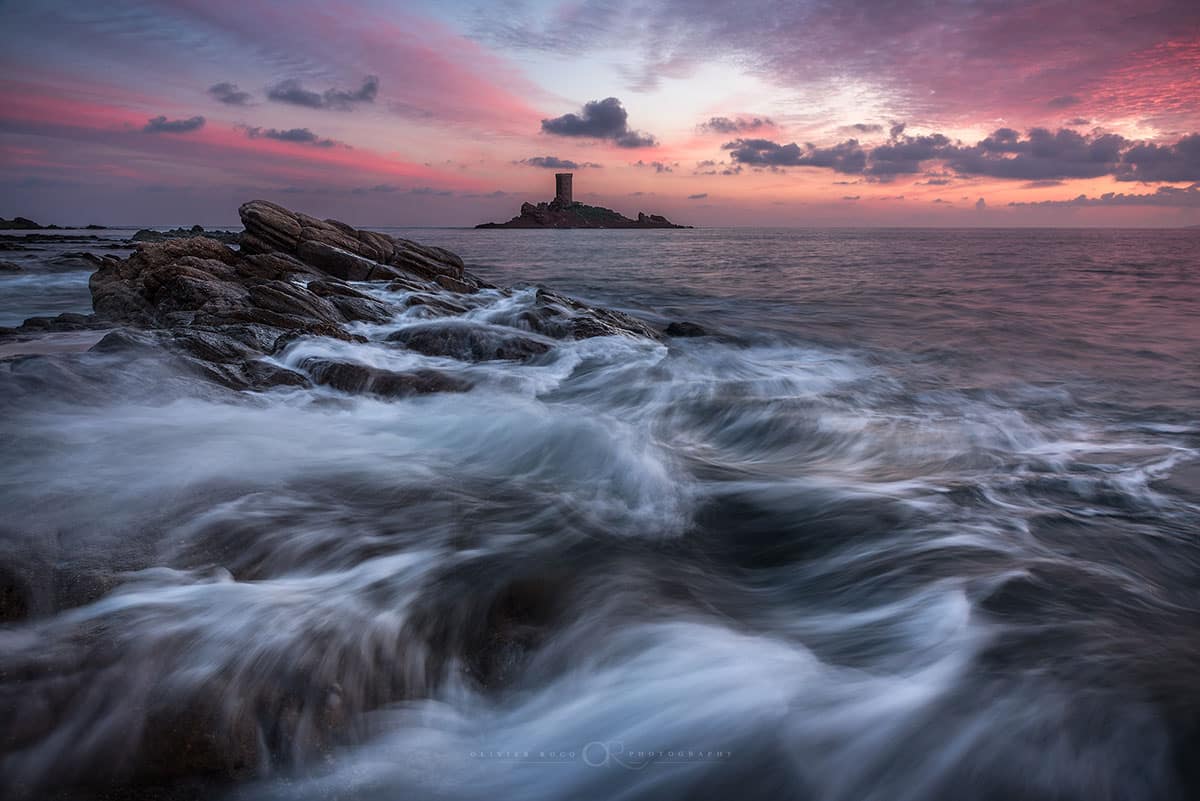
[{"left": 1, "top": 227, "right": 1198, "bottom": 800}]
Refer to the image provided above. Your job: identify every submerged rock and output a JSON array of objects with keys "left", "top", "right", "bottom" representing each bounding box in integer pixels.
[{"left": 665, "top": 321, "right": 709, "bottom": 337}]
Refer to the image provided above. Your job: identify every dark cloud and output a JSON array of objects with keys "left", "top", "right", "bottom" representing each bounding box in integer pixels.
[
  {"left": 1009, "top": 185, "right": 1200, "bottom": 207},
  {"left": 867, "top": 133, "right": 952, "bottom": 176},
  {"left": 208, "top": 82, "right": 251, "bottom": 105},
  {"left": 975, "top": 197, "right": 987, "bottom": 210},
  {"left": 947, "top": 127, "right": 1128, "bottom": 179},
  {"left": 1066, "top": 118, "right": 1092, "bottom": 126},
  {"left": 461, "top": 190, "right": 513, "bottom": 199},
  {"left": 844, "top": 123, "right": 884, "bottom": 134},
  {"left": 517, "top": 156, "right": 602, "bottom": 169},
  {"left": 352, "top": 185, "right": 454, "bottom": 197},
  {"left": 1048, "top": 95, "right": 1081, "bottom": 108},
  {"left": 723, "top": 138, "right": 867, "bottom": 173},
  {"left": 1116, "top": 134, "right": 1200, "bottom": 182},
  {"left": 687, "top": 192, "right": 708, "bottom": 199},
  {"left": 632, "top": 160, "right": 673, "bottom": 173},
  {"left": 842, "top": 195, "right": 860, "bottom": 201},
  {"left": 1021, "top": 179, "right": 1066, "bottom": 188},
  {"left": 720, "top": 128, "right": 1200, "bottom": 183},
  {"left": 243, "top": 126, "right": 338, "bottom": 147},
  {"left": 699, "top": 116, "right": 774, "bottom": 134},
  {"left": 267, "top": 76, "right": 379, "bottom": 110},
  {"left": 143, "top": 115, "right": 205, "bottom": 134},
  {"left": 541, "top": 97, "right": 657, "bottom": 148}
]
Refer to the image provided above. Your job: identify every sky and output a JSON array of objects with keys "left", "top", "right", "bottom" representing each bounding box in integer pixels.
[{"left": 1, "top": 0, "right": 1198, "bottom": 227}]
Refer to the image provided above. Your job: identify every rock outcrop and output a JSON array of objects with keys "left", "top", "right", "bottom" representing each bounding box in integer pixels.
[
  {"left": 0, "top": 216, "right": 57, "bottom": 231},
  {"left": 476, "top": 198, "right": 691, "bottom": 229},
  {"left": 132, "top": 225, "right": 239, "bottom": 244},
  {"left": 2, "top": 200, "right": 662, "bottom": 398}
]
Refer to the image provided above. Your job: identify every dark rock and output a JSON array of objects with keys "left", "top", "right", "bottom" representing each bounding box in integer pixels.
[
  {"left": 0, "top": 216, "right": 47, "bottom": 230},
  {"left": 247, "top": 281, "right": 342, "bottom": 325},
  {"left": 132, "top": 226, "right": 239, "bottom": 244},
  {"left": 477, "top": 197, "right": 691, "bottom": 229},
  {"left": 238, "top": 199, "right": 302, "bottom": 253},
  {"left": 0, "top": 564, "right": 30, "bottom": 624},
  {"left": 530, "top": 289, "right": 663, "bottom": 341},
  {"left": 0, "top": 260, "right": 21, "bottom": 272},
  {"left": 13, "top": 312, "right": 106, "bottom": 333},
  {"left": 665, "top": 321, "right": 709, "bottom": 337},
  {"left": 16, "top": 199, "right": 660, "bottom": 404},
  {"left": 300, "top": 358, "right": 472, "bottom": 398},
  {"left": 388, "top": 323, "right": 552, "bottom": 362},
  {"left": 295, "top": 239, "right": 397, "bottom": 282}
]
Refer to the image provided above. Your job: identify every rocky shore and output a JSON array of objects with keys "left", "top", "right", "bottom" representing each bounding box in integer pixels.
[
  {"left": 1, "top": 199, "right": 667, "bottom": 397},
  {"left": 0, "top": 199, "right": 704, "bottom": 795}
]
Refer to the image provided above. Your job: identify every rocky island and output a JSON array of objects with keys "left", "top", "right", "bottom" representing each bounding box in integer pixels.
[{"left": 476, "top": 172, "right": 691, "bottom": 229}]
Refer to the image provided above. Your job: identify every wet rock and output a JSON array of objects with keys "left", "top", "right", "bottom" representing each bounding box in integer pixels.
[
  {"left": 12, "top": 312, "right": 107, "bottom": 332},
  {"left": 388, "top": 323, "right": 552, "bottom": 362},
  {"left": 0, "top": 564, "right": 30, "bottom": 624},
  {"left": 12, "top": 199, "right": 660, "bottom": 402},
  {"left": 665, "top": 321, "right": 709, "bottom": 337},
  {"left": 531, "top": 288, "right": 663, "bottom": 341},
  {"left": 0, "top": 260, "right": 23, "bottom": 272},
  {"left": 247, "top": 281, "right": 342, "bottom": 325},
  {"left": 295, "top": 239, "right": 399, "bottom": 282},
  {"left": 301, "top": 358, "right": 472, "bottom": 398}
]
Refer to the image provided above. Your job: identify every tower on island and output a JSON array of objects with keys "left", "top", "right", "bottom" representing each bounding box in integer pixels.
[{"left": 555, "top": 172, "right": 573, "bottom": 205}]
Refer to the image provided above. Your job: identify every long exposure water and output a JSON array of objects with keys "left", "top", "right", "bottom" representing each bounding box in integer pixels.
[{"left": 1, "top": 227, "right": 1198, "bottom": 800}]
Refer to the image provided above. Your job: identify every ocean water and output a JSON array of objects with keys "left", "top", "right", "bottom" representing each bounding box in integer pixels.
[{"left": 1, "top": 227, "right": 1199, "bottom": 800}]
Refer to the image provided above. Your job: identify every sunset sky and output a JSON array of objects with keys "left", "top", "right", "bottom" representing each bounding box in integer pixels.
[{"left": 1, "top": 0, "right": 1198, "bottom": 227}]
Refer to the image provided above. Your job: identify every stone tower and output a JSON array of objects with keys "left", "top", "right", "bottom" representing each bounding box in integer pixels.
[{"left": 555, "top": 172, "right": 573, "bottom": 205}]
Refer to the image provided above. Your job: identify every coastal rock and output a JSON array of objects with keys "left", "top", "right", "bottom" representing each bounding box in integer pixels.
[
  {"left": 300, "top": 358, "right": 472, "bottom": 398},
  {"left": 4, "top": 200, "right": 662, "bottom": 398},
  {"left": 0, "top": 260, "right": 21, "bottom": 272},
  {"left": 664, "top": 321, "right": 709, "bottom": 337},
  {"left": 132, "top": 225, "right": 239, "bottom": 245},
  {"left": 388, "top": 323, "right": 552, "bottom": 362},
  {"left": 238, "top": 200, "right": 473, "bottom": 289},
  {"left": 0, "top": 217, "right": 56, "bottom": 231},
  {"left": 528, "top": 288, "right": 663, "bottom": 341}
]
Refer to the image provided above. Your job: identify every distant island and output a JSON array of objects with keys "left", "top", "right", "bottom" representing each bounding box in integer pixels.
[
  {"left": 0, "top": 216, "right": 106, "bottom": 231},
  {"left": 476, "top": 173, "right": 691, "bottom": 229}
]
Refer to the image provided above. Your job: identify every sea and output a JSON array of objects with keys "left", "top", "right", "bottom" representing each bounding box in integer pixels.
[{"left": 1, "top": 226, "right": 1198, "bottom": 800}]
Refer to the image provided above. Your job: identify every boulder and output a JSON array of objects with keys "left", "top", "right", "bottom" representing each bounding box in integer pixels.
[
  {"left": 388, "top": 323, "right": 552, "bottom": 362},
  {"left": 300, "top": 358, "right": 472, "bottom": 398},
  {"left": 665, "top": 321, "right": 709, "bottom": 337}
]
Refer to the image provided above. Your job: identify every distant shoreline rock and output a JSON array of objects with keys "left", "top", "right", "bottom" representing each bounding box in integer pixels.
[
  {"left": 0, "top": 216, "right": 107, "bottom": 230},
  {"left": 132, "top": 225, "right": 239, "bottom": 244},
  {"left": 477, "top": 198, "right": 691, "bottom": 229}
]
